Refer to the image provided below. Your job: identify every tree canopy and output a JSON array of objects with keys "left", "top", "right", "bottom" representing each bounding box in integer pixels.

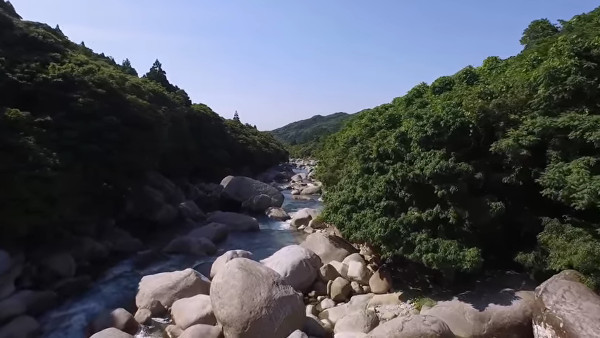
[
  {"left": 0, "top": 3, "right": 287, "bottom": 243},
  {"left": 318, "top": 8, "right": 600, "bottom": 289}
]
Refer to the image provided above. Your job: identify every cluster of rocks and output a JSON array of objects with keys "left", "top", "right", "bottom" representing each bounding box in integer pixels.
[
  {"left": 89, "top": 231, "right": 407, "bottom": 338},
  {"left": 0, "top": 166, "right": 298, "bottom": 337},
  {"left": 89, "top": 228, "right": 600, "bottom": 338}
]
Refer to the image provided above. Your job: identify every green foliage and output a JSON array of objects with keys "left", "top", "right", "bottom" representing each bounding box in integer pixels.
[
  {"left": 270, "top": 112, "right": 352, "bottom": 157},
  {"left": 520, "top": 19, "right": 560, "bottom": 48},
  {"left": 319, "top": 7, "right": 600, "bottom": 286},
  {"left": 0, "top": 5, "right": 287, "bottom": 242},
  {"left": 120, "top": 58, "right": 138, "bottom": 76}
]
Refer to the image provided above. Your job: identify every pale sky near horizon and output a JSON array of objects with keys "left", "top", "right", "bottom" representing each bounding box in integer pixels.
[{"left": 10, "top": 1, "right": 600, "bottom": 130}]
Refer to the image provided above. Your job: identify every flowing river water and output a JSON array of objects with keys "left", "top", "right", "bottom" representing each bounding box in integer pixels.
[{"left": 39, "top": 178, "right": 322, "bottom": 338}]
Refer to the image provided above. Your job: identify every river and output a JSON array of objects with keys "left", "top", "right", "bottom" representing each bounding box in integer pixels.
[{"left": 39, "top": 183, "right": 322, "bottom": 337}]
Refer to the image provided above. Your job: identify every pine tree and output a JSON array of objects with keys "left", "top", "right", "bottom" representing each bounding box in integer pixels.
[
  {"left": 143, "top": 59, "right": 176, "bottom": 92},
  {"left": 121, "top": 58, "right": 138, "bottom": 77}
]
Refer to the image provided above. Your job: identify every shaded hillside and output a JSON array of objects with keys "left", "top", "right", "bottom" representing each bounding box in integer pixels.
[
  {"left": 0, "top": 1, "right": 287, "bottom": 242},
  {"left": 319, "top": 8, "right": 600, "bottom": 288},
  {"left": 270, "top": 112, "right": 353, "bottom": 157}
]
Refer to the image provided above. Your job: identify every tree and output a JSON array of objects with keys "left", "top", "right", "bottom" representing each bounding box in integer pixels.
[
  {"left": 520, "top": 19, "right": 560, "bottom": 48},
  {"left": 233, "top": 111, "right": 240, "bottom": 122},
  {"left": 120, "top": 58, "right": 138, "bottom": 76},
  {"left": 318, "top": 8, "right": 600, "bottom": 289},
  {"left": 0, "top": 1, "right": 21, "bottom": 19},
  {"left": 143, "top": 59, "right": 175, "bottom": 92}
]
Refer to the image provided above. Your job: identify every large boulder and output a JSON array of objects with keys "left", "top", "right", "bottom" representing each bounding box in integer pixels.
[
  {"left": 0, "top": 294, "right": 26, "bottom": 323},
  {"left": 145, "top": 171, "right": 185, "bottom": 204},
  {"left": 290, "top": 209, "right": 320, "bottom": 228},
  {"left": 178, "top": 200, "right": 205, "bottom": 221},
  {"left": 71, "top": 237, "right": 110, "bottom": 263},
  {"left": 330, "top": 277, "right": 352, "bottom": 302},
  {"left": 101, "top": 228, "right": 143, "bottom": 254},
  {"left": 0, "top": 316, "right": 39, "bottom": 338},
  {"left": 188, "top": 223, "right": 229, "bottom": 243},
  {"left": 210, "top": 258, "right": 305, "bottom": 338},
  {"left": 171, "top": 294, "right": 216, "bottom": 330},
  {"left": 0, "top": 290, "right": 56, "bottom": 320},
  {"left": 207, "top": 211, "right": 259, "bottom": 232},
  {"left": 40, "top": 252, "right": 76, "bottom": 279},
  {"left": 422, "top": 274, "right": 535, "bottom": 338},
  {"left": 367, "top": 314, "right": 454, "bottom": 338},
  {"left": 210, "top": 250, "right": 253, "bottom": 279},
  {"left": 369, "top": 269, "right": 392, "bottom": 294},
  {"left": 261, "top": 245, "right": 322, "bottom": 292},
  {"left": 301, "top": 233, "right": 357, "bottom": 265},
  {"left": 90, "top": 328, "right": 133, "bottom": 338},
  {"left": 320, "top": 263, "right": 342, "bottom": 282},
  {"left": 179, "top": 324, "right": 222, "bottom": 338},
  {"left": 221, "top": 176, "right": 284, "bottom": 212},
  {"left": 124, "top": 184, "right": 178, "bottom": 225},
  {"left": 334, "top": 309, "right": 379, "bottom": 334},
  {"left": 90, "top": 308, "right": 139, "bottom": 336},
  {"left": 135, "top": 268, "right": 210, "bottom": 316},
  {"left": 163, "top": 237, "right": 217, "bottom": 256},
  {"left": 318, "top": 304, "right": 349, "bottom": 325},
  {"left": 346, "top": 261, "right": 372, "bottom": 285},
  {"left": 300, "top": 185, "right": 321, "bottom": 195},
  {"left": 532, "top": 270, "right": 600, "bottom": 338},
  {"left": 242, "top": 194, "right": 274, "bottom": 212},
  {"left": 0, "top": 250, "right": 10, "bottom": 275}
]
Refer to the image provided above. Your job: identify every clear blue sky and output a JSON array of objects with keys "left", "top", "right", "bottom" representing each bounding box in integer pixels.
[{"left": 10, "top": 0, "right": 599, "bottom": 130}]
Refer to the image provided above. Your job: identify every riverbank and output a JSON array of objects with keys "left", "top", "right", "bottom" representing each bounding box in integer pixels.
[
  {"left": 5, "top": 159, "right": 600, "bottom": 338},
  {"left": 0, "top": 161, "right": 323, "bottom": 337}
]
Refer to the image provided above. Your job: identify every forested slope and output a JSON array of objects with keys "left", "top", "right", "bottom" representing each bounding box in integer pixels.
[
  {"left": 0, "top": 1, "right": 287, "bottom": 242},
  {"left": 318, "top": 8, "right": 600, "bottom": 288},
  {"left": 270, "top": 112, "right": 352, "bottom": 157}
]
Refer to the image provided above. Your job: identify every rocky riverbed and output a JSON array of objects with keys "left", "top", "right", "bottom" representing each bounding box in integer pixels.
[{"left": 1, "top": 159, "right": 599, "bottom": 338}]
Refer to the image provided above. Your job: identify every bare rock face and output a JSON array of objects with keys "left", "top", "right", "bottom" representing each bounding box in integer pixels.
[
  {"left": 533, "top": 270, "right": 600, "bottom": 338},
  {"left": 210, "top": 258, "right": 305, "bottom": 338},
  {"left": 260, "top": 245, "right": 322, "bottom": 292},
  {"left": 301, "top": 233, "right": 357, "bottom": 265},
  {"left": 367, "top": 314, "right": 454, "bottom": 338},
  {"left": 135, "top": 268, "right": 210, "bottom": 316}
]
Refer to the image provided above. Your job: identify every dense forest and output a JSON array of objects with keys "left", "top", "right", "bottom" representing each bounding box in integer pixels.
[
  {"left": 318, "top": 8, "right": 600, "bottom": 289},
  {"left": 0, "top": 1, "right": 287, "bottom": 243},
  {"left": 270, "top": 112, "right": 353, "bottom": 158}
]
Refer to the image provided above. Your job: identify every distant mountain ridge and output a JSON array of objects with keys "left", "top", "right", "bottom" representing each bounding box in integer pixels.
[{"left": 270, "top": 112, "right": 352, "bottom": 145}]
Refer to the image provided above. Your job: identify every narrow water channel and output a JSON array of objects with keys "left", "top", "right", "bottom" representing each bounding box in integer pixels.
[{"left": 40, "top": 183, "right": 322, "bottom": 338}]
